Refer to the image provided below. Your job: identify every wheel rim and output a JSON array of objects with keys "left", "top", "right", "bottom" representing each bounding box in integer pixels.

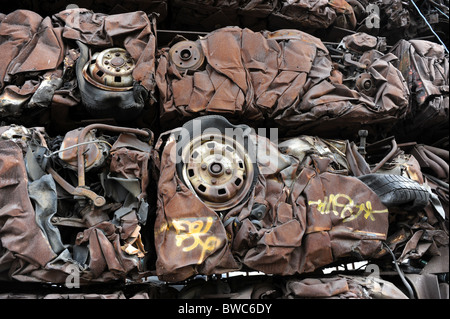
[{"left": 181, "top": 133, "right": 255, "bottom": 211}]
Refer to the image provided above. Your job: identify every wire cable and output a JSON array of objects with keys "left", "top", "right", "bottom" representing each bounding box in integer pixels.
[
  {"left": 434, "top": 6, "right": 449, "bottom": 19},
  {"left": 44, "top": 140, "right": 113, "bottom": 158},
  {"left": 383, "top": 242, "right": 415, "bottom": 299},
  {"left": 410, "top": 0, "right": 449, "bottom": 54}
]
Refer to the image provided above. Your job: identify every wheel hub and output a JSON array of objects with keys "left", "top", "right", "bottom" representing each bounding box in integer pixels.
[
  {"left": 83, "top": 47, "right": 135, "bottom": 91},
  {"left": 169, "top": 40, "right": 205, "bottom": 73},
  {"left": 182, "top": 134, "right": 254, "bottom": 211}
]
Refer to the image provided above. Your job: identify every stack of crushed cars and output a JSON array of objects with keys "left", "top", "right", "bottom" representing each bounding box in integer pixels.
[{"left": 0, "top": 0, "right": 448, "bottom": 299}]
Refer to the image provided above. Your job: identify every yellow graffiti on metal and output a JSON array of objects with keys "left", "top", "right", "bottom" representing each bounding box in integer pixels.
[
  {"left": 172, "top": 217, "right": 221, "bottom": 264},
  {"left": 308, "top": 194, "right": 388, "bottom": 222}
]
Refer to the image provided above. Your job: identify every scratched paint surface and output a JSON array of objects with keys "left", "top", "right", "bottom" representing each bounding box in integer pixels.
[
  {"left": 308, "top": 193, "right": 388, "bottom": 223},
  {"left": 172, "top": 217, "right": 222, "bottom": 264}
]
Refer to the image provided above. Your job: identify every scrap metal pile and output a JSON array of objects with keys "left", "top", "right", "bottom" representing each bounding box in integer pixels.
[{"left": 0, "top": 0, "right": 448, "bottom": 299}]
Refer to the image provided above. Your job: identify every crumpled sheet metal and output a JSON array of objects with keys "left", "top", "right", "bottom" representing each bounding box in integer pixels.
[
  {"left": 0, "top": 11, "right": 64, "bottom": 117},
  {"left": 283, "top": 275, "right": 408, "bottom": 299},
  {"left": 231, "top": 165, "right": 388, "bottom": 275},
  {"left": 9, "top": 0, "right": 169, "bottom": 24},
  {"left": 390, "top": 39, "right": 449, "bottom": 143},
  {"left": 393, "top": 39, "right": 448, "bottom": 108},
  {"left": 53, "top": 8, "right": 157, "bottom": 92},
  {"left": 169, "top": 0, "right": 356, "bottom": 31},
  {"left": 156, "top": 27, "right": 409, "bottom": 138},
  {"left": 0, "top": 273, "right": 409, "bottom": 299},
  {"left": 153, "top": 128, "right": 389, "bottom": 281},
  {"left": 154, "top": 138, "right": 238, "bottom": 282},
  {"left": 272, "top": 0, "right": 356, "bottom": 30},
  {"left": 0, "top": 9, "right": 157, "bottom": 118},
  {"left": 0, "top": 140, "right": 57, "bottom": 275},
  {"left": 170, "top": 0, "right": 241, "bottom": 31},
  {"left": 0, "top": 11, "right": 63, "bottom": 90},
  {"left": 0, "top": 126, "right": 154, "bottom": 283}
]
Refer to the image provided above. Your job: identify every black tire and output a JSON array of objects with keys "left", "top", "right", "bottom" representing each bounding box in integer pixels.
[
  {"left": 76, "top": 41, "right": 146, "bottom": 121},
  {"left": 358, "top": 174, "right": 430, "bottom": 210}
]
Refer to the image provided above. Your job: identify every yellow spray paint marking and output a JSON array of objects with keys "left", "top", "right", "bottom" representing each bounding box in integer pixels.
[
  {"left": 172, "top": 217, "right": 221, "bottom": 264},
  {"left": 308, "top": 194, "right": 388, "bottom": 222}
]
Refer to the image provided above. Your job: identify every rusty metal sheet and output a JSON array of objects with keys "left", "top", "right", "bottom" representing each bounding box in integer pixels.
[
  {"left": 156, "top": 27, "right": 410, "bottom": 140},
  {"left": 53, "top": 8, "right": 157, "bottom": 93},
  {"left": 390, "top": 39, "right": 449, "bottom": 144},
  {"left": 0, "top": 8, "right": 158, "bottom": 128},
  {"left": 0, "top": 2, "right": 448, "bottom": 300},
  {"left": 154, "top": 139, "right": 239, "bottom": 281},
  {"left": 235, "top": 163, "right": 388, "bottom": 275},
  {"left": 153, "top": 122, "right": 390, "bottom": 281},
  {"left": 0, "top": 140, "right": 57, "bottom": 279},
  {"left": 283, "top": 275, "right": 408, "bottom": 298},
  {"left": 0, "top": 11, "right": 64, "bottom": 119},
  {"left": 271, "top": 0, "right": 356, "bottom": 30},
  {"left": 0, "top": 125, "right": 154, "bottom": 284},
  {"left": 170, "top": 0, "right": 241, "bottom": 31},
  {"left": 0, "top": 11, "right": 62, "bottom": 90}
]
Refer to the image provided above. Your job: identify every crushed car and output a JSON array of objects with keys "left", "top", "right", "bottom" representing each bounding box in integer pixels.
[
  {"left": 0, "top": 123, "right": 154, "bottom": 283},
  {"left": 152, "top": 115, "right": 447, "bottom": 296},
  {"left": 156, "top": 27, "right": 410, "bottom": 141},
  {"left": 0, "top": 1, "right": 448, "bottom": 299},
  {"left": 0, "top": 8, "right": 158, "bottom": 132}
]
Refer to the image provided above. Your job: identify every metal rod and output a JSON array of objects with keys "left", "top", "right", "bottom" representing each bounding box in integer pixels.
[
  {"left": 77, "top": 124, "right": 150, "bottom": 187},
  {"left": 47, "top": 167, "right": 106, "bottom": 207},
  {"left": 371, "top": 139, "right": 398, "bottom": 173}
]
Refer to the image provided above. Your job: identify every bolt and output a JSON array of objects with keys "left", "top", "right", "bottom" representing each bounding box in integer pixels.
[
  {"left": 211, "top": 178, "right": 217, "bottom": 185},
  {"left": 201, "top": 163, "right": 207, "bottom": 170},
  {"left": 363, "top": 79, "right": 372, "bottom": 90},
  {"left": 225, "top": 168, "right": 232, "bottom": 174}
]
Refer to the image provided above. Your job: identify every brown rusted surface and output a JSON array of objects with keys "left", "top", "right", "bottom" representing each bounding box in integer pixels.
[
  {"left": 390, "top": 39, "right": 449, "bottom": 143},
  {"left": 0, "top": 2, "right": 448, "bottom": 300},
  {"left": 47, "top": 167, "right": 107, "bottom": 207},
  {"left": 229, "top": 160, "right": 388, "bottom": 276},
  {"left": 53, "top": 8, "right": 157, "bottom": 93},
  {"left": 0, "top": 8, "right": 157, "bottom": 132},
  {"left": 0, "top": 124, "right": 154, "bottom": 284},
  {"left": 58, "top": 128, "right": 107, "bottom": 171},
  {"left": 0, "top": 140, "right": 57, "bottom": 279},
  {"left": 76, "top": 124, "right": 150, "bottom": 188},
  {"left": 156, "top": 26, "right": 410, "bottom": 140},
  {"left": 154, "top": 138, "right": 239, "bottom": 281},
  {"left": 153, "top": 126, "right": 390, "bottom": 281},
  {"left": 271, "top": 0, "right": 356, "bottom": 30}
]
